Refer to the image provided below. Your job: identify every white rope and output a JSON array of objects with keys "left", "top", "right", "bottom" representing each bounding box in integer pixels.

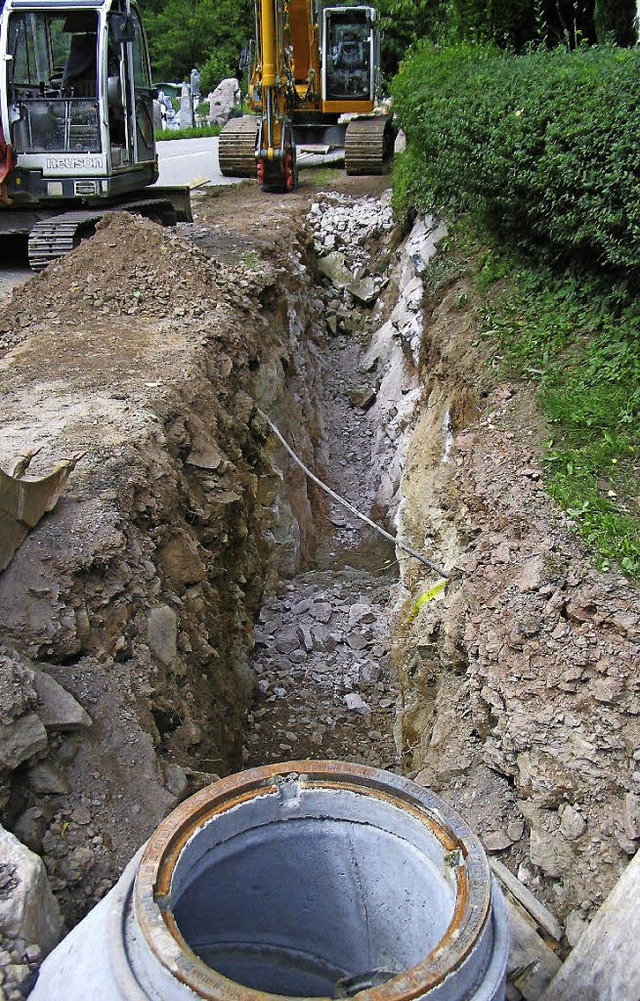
[{"left": 255, "top": 406, "right": 448, "bottom": 579}]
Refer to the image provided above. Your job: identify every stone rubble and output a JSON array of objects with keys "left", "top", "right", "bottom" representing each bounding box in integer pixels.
[
  {"left": 245, "top": 570, "right": 397, "bottom": 768},
  {"left": 244, "top": 192, "right": 408, "bottom": 771}
]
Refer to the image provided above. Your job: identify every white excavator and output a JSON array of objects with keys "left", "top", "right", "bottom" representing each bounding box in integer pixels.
[{"left": 0, "top": 0, "right": 191, "bottom": 270}]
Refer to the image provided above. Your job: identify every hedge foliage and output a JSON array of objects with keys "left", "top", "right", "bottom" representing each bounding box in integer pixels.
[{"left": 390, "top": 43, "right": 640, "bottom": 270}]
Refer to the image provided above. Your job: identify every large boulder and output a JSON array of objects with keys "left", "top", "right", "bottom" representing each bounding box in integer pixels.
[
  {"left": 0, "top": 825, "right": 63, "bottom": 956},
  {"left": 207, "top": 78, "right": 241, "bottom": 127}
]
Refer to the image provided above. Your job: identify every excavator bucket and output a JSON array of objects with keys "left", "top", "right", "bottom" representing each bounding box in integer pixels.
[{"left": 0, "top": 450, "right": 84, "bottom": 571}]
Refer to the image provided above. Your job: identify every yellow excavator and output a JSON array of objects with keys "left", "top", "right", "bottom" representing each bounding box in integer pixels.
[{"left": 218, "top": 0, "right": 395, "bottom": 191}]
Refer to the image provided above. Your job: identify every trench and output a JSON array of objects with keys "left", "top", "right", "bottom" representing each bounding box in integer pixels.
[
  {"left": 0, "top": 182, "right": 446, "bottom": 977},
  {"left": 237, "top": 192, "right": 440, "bottom": 775}
]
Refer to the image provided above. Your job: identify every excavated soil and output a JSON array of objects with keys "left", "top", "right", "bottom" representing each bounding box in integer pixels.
[{"left": 0, "top": 167, "right": 639, "bottom": 999}]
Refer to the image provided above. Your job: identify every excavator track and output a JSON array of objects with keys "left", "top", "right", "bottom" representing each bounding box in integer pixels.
[
  {"left": 345, "top": 116, "right": 396, "bottom": 176},
  {"left": 27, "top": 211, "right": 101, "bottom": 272},
  {"left": 218, "top": 117, "right": 259, "bottom": 178},
  {"left": 26, "top": 199, "right": 179, "bottom": 272}
]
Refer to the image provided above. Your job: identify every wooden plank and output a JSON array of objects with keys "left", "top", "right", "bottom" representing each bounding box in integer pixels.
[
  {"left": 540, "top": 849, "right": 640, "bottom": 1000},
  {"left": 491, "top": 858, "right": 563, "bottom": 942},
  {"left": 505, "top": 896, "right": 562, "bottom": 1001}
]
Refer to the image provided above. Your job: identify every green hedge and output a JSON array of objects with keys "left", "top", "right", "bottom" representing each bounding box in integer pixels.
[{"left": 391, "top": 43, "right": 640, "bottom": 270}]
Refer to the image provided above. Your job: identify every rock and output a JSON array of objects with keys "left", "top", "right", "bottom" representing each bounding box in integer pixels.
[
  {"left": 347, "top": 277, "right": 379, "bottom": 306},
  {"left": 346, "top": 631, "right": 369, "bottom": 651},
  {"left": 0, "top": 825, "right": 63, "bottom": 957},
  {"left": 297, "top": 626, "right": 314, "bottom": 652},
  {"left": 507, "top": 820, "right": 526, "bottom": 842},
  {"left": 164, "top": 763, "right": 188, "bottom": 799},
  {"left": 515, "top": 557, "right": 544, "bottom": 593},
  {"left": 326, "top": 314, "right": 338, "bottom": 336},
  {"left": 157, "top": 535, "right": 205, "bottom": 589},
  {"left": 12, "top": 806, "right": 56, "bottom": 855},
  {"left": 347, "top": 387, "right": 376, "bottom": 410},
  {"left": 71, "top": 805, "right": 91, "bottom": 825},
  {"left": 343, "top": 693, "right": 372, "bottom": 715},
  {"left": 483, "top": 831, "right": 513, "bottom": 853},
  {"left": 359, "top": 660, "right": 381, "bottom": 684},
  {"left": 24, "top": 944, "right": 41, "bottom": 964},
  {"left": 309, "top": 602, "right": 333, "bottom": 624},
  {"left": 565, "top": 909, "right": 588, "bottom": 947},
  {"left": 0, "top": 648, "right": 37, "bottom": 725},
  {"left": 207, "top": 78, "right": 241, "bottom": 127},
  {"left": 564, "top": 600, "right": 595, "bottom": 624},
  {"left": 530, "top": 828, "right": 573, "bottom": 878},
  {"left": 274, "top": 627, "right": 300, "bottom": 655},
  {"left": 186, "top": 443, "right": 228, "bottom": 471},
  {"left": 272, "top": 687, "right": 287, "bottom": 699},
  {"left": 27, "top": 763, "right": 70, "bottom": 796},
  {"left": 147, "top": 605, "right": 178, "bottom": 665},
  {"left": 59, "top": 845, "right": 94, "bottom": 883},
  {"left": 590, "top": 677, "right": 624, "bottom": 704},
  {"left": 348, "top": 604, "right": 377, "bottom": 626},
  {"left": 318, "top": 252, "right": 353, "bottom": 288},
  {"left": 0, "top": 715, "right": 47, "bottom": 771},
  {"left": 32, "top": 670, "right": 91, "bottom": 732},
  {"left": 310, "top": 625, "right": 331, "bottom": 650},
  {"left": 622, "top": 792, "right": 640, "bottom": 841},
  {"left": 559, "top": 805, "right": 587, "bottom": 841}
]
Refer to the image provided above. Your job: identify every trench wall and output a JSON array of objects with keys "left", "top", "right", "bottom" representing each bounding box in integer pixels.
[
  {"left": 390, "top": 246, "right": 640, "bottom": 935},
  {"left": 0, "top": 216, "right": 327, "bottom": 932}
]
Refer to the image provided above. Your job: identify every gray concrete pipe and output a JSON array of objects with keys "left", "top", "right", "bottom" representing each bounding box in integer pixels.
[{"left": 31, "top": 761, "right": 509, "bottom": 1000}]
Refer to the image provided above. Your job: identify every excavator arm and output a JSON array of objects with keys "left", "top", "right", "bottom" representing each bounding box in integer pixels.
[{"left": 252, "top": 0, "right": 300, "bottom": 190}]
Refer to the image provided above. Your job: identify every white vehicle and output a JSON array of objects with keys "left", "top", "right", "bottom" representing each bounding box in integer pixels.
[{"left": 0, "top": 0, "right": 191, "bottom": 269}]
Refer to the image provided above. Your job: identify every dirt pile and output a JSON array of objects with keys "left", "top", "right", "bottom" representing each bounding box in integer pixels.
[{"left": 0, "top": 212, "right": 264, "bottom": 357}]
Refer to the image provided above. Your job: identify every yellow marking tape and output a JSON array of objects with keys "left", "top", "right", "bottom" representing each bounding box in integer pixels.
[{"left": 407, "top": 579, "right": 447, "bottom": 623}]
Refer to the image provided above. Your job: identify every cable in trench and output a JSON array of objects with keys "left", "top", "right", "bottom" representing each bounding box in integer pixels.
[{"left": 254, "top": 406, "right": 448, "bottom": 581}]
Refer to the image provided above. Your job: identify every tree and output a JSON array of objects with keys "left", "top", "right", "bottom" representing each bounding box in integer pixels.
[
  {"left": 139, "top": 0, "right": 253, "bottom": 90},
  {"left": 594, "top": 0, "right": 636, "bottom": 44}
]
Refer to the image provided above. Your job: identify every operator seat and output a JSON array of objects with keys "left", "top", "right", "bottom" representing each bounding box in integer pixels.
[
  {"left": 62, "top": 32, "right": 97, "bottom": 97},
  {"left": 335, "top": 32, "right": 365, "bottom": 71}
]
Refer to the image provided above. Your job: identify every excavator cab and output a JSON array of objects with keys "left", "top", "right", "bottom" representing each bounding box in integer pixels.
[
  {"left": 323, "top": 8, "right": 376, "bottom": 103},
  {"left": 0, "top": 0, "right": 157, "bottom": 203}
]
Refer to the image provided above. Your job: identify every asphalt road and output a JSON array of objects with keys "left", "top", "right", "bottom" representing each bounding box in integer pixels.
[
  {"left": 154, "top": 135, "right": 242, "bottom": 188},
  {"left": 0, "top": 238, "right": 31, "bottom": 301},
  {"left": 0, "top": 136, "right": 239, "bottom": 298}
]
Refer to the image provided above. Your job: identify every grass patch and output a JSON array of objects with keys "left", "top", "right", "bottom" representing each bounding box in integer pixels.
[
  {"left": 155, "top": 125, "right": 221, "bottom": 141},
  {"left": 441, "top": 222, "right": 640, "bottom": 578}
]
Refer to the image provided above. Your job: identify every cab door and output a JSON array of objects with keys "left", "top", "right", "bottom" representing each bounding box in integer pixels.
[{"left": 128, "top": 6, "right": 154, "bottom": 164}]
